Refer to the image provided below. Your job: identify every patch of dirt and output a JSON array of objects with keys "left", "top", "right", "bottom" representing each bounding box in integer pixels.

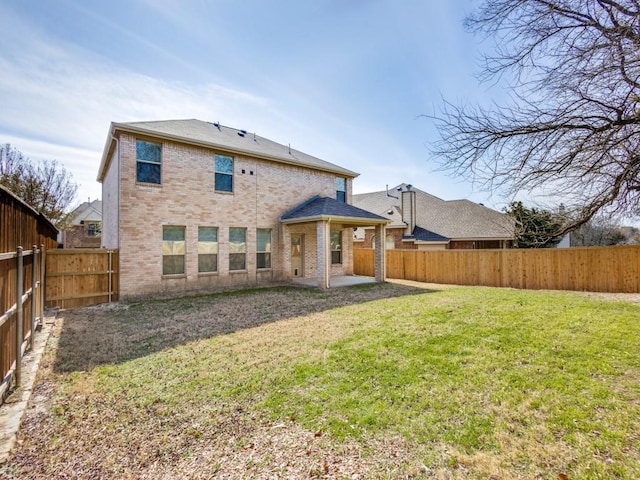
[{"left": 575, "top": 291, "right": 640, "bottom": 305}]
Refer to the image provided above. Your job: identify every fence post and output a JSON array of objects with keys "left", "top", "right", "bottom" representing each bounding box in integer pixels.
[
  {"left": 31, "top": 245, "right": 37, "bottom": 349},
  {"left": 39, "top": 244, "right": 45, "bottom": 329},
  {"left": 108, "top": 250, "right": 113, "bottom": 303},
  {"left": 15, "top": 246, "right": 24, "bottom": 387}
]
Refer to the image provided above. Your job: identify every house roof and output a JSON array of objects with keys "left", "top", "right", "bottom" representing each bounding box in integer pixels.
[
  {"left": 97, "top": 119, "right": 358, "bottom": 182},
  {"left": 68, "top": 199, "right": 102, "bottom": 225},
  {"left": 411, "top": 226, "right": 450, "bottom": 243},
  {"left": 281, "top": 195, "right": 390, "bottom": 226},
  {"left": 353, "top": 184, "right": 514, "bottom": 240}
]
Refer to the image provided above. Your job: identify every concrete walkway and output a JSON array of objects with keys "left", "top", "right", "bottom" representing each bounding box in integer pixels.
[{"left": 0, "top": 315, "right": 55, "bottom": 463}]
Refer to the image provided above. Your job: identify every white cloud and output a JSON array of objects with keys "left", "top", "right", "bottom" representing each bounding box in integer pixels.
[{"left": 0, "top": 0, "right": 512, "bottom": 214}]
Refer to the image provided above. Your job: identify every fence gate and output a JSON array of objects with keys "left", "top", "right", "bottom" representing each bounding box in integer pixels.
[{"left": 46, "top": 249, "right": 119, "bottom": 309}]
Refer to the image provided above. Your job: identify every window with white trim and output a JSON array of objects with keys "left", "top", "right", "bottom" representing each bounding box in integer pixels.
[
  {"left": 331, "top": 230, "right": 342, "bottom": 264},
  {"left": 162, "top": 226, "right": 185, "bottom": 275},
  {"left": 198, "top": 227, "right": 218, "bottom": 273},
  {"left": 336, "top": 177, "right": 346, "bottom": 203},
  {"left": 229, "top": 227, "right": 246, "bottom": 270},
  {"left": 136, "top": 140, "right": 162, "bottom": 184},
  {"left": 215, "top": 154, "right": 233, "bottom": 192},
  {"left": 257, "top": 229, "right": 272, "bottom": 269}
]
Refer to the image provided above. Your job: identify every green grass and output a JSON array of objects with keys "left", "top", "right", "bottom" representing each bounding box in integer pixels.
[{"left": 13, "top": 284, "right": 640, "bottom": 478}]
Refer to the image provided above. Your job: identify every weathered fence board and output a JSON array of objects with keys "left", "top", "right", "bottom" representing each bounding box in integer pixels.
[
  {"left": 354, "top": 246, "right": 640, "bottom": 293},
  {"left": 1, "top": 185, "right": 57, "bottom": 405},
  {"left": 45, "top": 249, "right": 119, "bottom": 309}
]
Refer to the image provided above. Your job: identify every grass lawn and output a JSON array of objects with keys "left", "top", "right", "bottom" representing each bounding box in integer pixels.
[{"left": 2, "top": 281, "right": 639, "bottom": 479}]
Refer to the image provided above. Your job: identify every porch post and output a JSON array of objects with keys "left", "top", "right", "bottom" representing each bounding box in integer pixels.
[
  {"left": 374, "top": 223, "right": 386, "bottom": 282},
  {"left": 316, "top": 220, "right": 330, "bottom": 289}
]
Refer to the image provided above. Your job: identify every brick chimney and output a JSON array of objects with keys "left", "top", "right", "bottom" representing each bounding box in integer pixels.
[{"left": 401, "top": 185, "right": 416, "bottom": 235}]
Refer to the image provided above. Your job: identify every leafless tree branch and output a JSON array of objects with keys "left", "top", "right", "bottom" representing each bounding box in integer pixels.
[{"left": 431, "top": 0, "right": 640, "bottom": 234}]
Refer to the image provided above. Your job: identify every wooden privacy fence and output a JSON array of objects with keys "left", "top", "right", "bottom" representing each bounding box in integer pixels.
[
  {"left": 354, "top": 245, "right": 640, "bottom": 293},
  {"left": 46, "top": 249, "right": 119, "bottom": 309},
  {"left": 1, "top": 185, "right": 58, "bottom": 404},
  {"left": 0, "top": 246, "right": 46, "bottom": 402}
]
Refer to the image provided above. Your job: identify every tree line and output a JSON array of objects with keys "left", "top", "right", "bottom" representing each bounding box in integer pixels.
[{"left": 0, "top": 143, "right": 77, "bottom": 227}]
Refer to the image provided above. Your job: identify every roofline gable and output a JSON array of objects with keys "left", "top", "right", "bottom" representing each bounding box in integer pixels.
[
  {"left": 280, "top": 196, "right": 391, "bottom": 225},
  {"left": 97, "top": 120, "right": 359, "bottom": 182}
]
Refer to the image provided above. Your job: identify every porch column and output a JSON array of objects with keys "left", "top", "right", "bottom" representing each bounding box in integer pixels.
[
  {"left": 316, "top": 220, "right": 330, "bottom": 289},
  {"left": 374, "top": 223, "right": 386, "bottom": 282}
]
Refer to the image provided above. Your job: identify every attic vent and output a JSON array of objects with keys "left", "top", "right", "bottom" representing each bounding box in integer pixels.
[
  {"left": 237, "top": 131, "right": 245, "bottom": 137},
  {"left": 387, "top": 210, "right": 394, "bottom": 215},
  {"left": 213, "top": 122, "right": 221, "bottom": 130}
]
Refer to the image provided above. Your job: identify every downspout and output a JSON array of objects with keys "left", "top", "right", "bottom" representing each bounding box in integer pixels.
[{"left": 326, "top": 218, "right": 331, "bottom": 289}]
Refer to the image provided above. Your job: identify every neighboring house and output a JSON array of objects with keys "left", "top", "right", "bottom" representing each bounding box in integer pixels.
[
  {"left": 97, "top": 119, "right": 389, "bottom": 298},
  {"left": 353, "top": 184, "right": 514, "bottom": 250},
  {"left": 61, "top": 199, "right": 102, "bottom": 248}
]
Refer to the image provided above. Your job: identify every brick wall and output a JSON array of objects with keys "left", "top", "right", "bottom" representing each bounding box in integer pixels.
[
  {"left": 110, "top": 134, "right": 353, "bottom": 297},
  {"left": 63, "top": 224, "right": 102, "bottom": 248},
  {"left": 358, "top": 227, "right": 415, "bottom": 250}
]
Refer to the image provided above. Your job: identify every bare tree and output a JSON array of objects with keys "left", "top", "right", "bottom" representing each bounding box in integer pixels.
[
  {"left": 1, "top": 143, "right": 78, "bottom": 226},
  {"left": 571, "top": 215, "right": 628, "bottom": 245},
  {"left": 431, "top": 0, "right": 640, "bottom": 238}
]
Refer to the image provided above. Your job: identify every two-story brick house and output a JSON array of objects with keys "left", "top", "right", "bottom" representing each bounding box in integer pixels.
[{"left": 97, "top": 119, "right": 388, "bottom": 298}]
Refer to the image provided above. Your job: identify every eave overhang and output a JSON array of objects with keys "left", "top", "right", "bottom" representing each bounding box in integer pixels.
[
  {"left": 98, "top": 122, "right": 359, "bottom": 183},
  {"left": 281, "top": 214, "right": 391, "bottom": 226}
]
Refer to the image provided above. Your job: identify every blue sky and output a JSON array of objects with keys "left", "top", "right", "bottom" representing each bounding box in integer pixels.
[{"left": 0, "top": 0, "right": 509, "bottom": 210}]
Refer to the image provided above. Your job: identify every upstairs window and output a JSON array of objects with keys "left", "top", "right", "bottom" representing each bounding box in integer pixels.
[
  {"left": 136, "top": 140, "right": 162, "bottom": 184},
  {"left": 198, "top": 227, "right": 218, "bottom": 273},
  {"left": 87, "top": 222, "right": 101, "bottom": 237},
  {"left": 336, "top": 177, "right": 346, "bottom": 203},
  {"left": 215, "top": 154, "right": 234, "bottom": 192},
  {"left": 229, "top": 227, "right": 246, "bottom": 271},
  {"left": 257, "top": 229, "right": 272, "bottom": 269},
  {"left": 331, "top": 230, "right": 342, "bottom": 264},
  {"left": 162, "top": 226, "right": 185, "bottom": 275}
]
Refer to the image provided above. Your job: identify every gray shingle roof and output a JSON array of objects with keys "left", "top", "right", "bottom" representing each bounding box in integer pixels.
[
  {"left": 411, "top": 226, "right": 450, "bottom": 242},
  {"left": 281, "top": 196, "right": 389, "bottom": 224},
  {"left": 353, "top": 184, "right": 514, "bottom": 240},
  {"left": 98, "top": 119, "right": 357, "bottom": 181}
]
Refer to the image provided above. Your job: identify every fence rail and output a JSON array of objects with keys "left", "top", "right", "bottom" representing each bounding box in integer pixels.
[
  {"left": 354, "top": 245, "right": 640, "bottom": 293},
  {"left": 45, "top": 249, "right": 119, "bottom": 309},
  {"left": 0, "top": 246, "right": 47, "bottom": 403},
  {"left": 1, "top": 185, "right": 58, "bottom": 406}
]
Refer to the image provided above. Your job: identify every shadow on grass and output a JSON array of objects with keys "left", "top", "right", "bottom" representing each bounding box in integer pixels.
[{"left": 52, "top": 281, "right": 437, "bottom": 373}]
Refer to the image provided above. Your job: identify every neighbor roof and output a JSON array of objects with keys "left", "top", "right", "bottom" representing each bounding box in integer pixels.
[
  {"left": 69, "top": 199, "right": 102, "bottom": 225},
  {"left": 97, "top": 119, "right": 358, "bottom": 182},
  {"left": 353, "top": 184, "right": 514, "bottom": 240},
  {"left": 281, "top": 196, "right": 390, "bottom": 226},
  {"left": 411, "top": 226, "right": 450, "bottom": 242}
]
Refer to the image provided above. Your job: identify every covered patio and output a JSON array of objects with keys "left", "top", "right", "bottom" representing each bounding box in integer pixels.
[{"left": 280, "top": 195, "right": 390, "bottom": 289}]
